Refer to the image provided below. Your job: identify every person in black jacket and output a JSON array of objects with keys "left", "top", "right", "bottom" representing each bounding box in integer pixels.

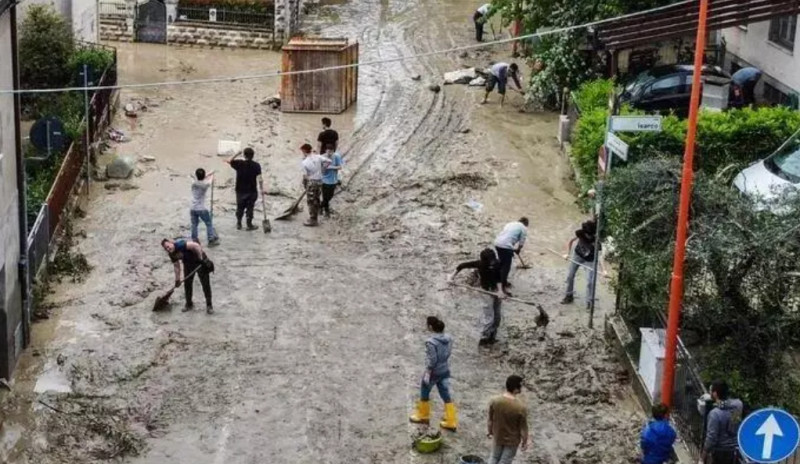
[
  {"left": 161, "top": 238, "right": 215, "bottom": 314},
  {"left": 450, "top": 248, "right": 509, "bottom": 346}
]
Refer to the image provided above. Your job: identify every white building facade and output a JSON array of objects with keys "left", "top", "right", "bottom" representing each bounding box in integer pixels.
[
  {"left": 721, "top": 15, "right": 800, "bottom": 107},
  {"left": 0, "top": 1, "right": 25, "bottom": 380}
]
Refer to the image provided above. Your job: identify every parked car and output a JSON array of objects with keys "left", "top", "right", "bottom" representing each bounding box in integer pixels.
[
  {"left": 733, "top": 128, "right": 800, "bottom": 210},
  {"left": 618, "top": 65, "right": 732, "bottom": 116}
]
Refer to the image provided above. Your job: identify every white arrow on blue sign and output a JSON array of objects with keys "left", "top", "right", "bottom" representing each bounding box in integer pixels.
[{"left": 738, "top": 408, "right": 800, "bottom": 463}]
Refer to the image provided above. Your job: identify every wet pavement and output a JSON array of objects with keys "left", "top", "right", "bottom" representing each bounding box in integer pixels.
[{"left": 0, "top": 0, "right": 642, "bottom": 462}]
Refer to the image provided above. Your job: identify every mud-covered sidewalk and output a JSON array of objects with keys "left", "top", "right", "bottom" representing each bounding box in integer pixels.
[{"left": 1, "top": 0, "right": 644, "bottom": 462}]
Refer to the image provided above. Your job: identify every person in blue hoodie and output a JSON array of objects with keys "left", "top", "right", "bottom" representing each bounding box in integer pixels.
[
  {"left": 410, "top": 316, "right": 458, "bottom": 431},
  {"left": 641, "top": 403, "right": 677, "bottom": 464}
]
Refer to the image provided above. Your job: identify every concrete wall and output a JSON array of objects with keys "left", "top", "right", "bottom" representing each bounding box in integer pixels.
[
  {"left": 17, "top": 0, "right": 99, "bottom": 43},
  {"left": 722, "top": 18, "right": 800, "bottom": 96},
  {"left": 0, "top": 11, "right": 23, "bottom": 380},
  {"left": 71, "top": 0, "right": 98, "bottom": 42},
  {"left": 274, "top": 0, "right": 298, "bottom": 42},
  {"left": 19, "top": 0, "right": 99, "bottom": 42}
]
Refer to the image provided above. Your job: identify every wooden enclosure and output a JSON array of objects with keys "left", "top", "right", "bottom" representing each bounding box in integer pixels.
[{"left": 280, "top": 37, "right": 359, "bottom": 113}]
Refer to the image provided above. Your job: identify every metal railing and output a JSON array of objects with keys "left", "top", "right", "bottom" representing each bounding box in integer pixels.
[
  {"left": 176, "top": 5, "right": 274, "bottom": 29},
  {"left": 615, "top": 291, "right": 800, "bottom": 463},
  {"left": 22, "top": 205, "right": 49, "bottom": 347},
  {"left": 99, "top": 0, "right": 131, "bottom": 18}
]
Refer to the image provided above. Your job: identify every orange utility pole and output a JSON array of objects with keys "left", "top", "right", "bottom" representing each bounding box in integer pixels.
[{"left": 660, "top": 0, "right": 710, "bottom": 408}]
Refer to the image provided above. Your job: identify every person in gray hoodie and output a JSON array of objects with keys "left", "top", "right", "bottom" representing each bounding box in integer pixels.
[
  {"left": 410, "top": 316, "right": 458, "bottom": 431},
  {"left": 701, "top": 380, "right": 743, "bottom": 464}
]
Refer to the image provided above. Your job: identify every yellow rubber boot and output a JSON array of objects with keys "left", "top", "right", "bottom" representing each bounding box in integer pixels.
[
  {"left": 439, "top": 402, "right": 458, "bottom": 431},
  {"left": 409, "top": 400, "right": 431, "bottom": 424}
]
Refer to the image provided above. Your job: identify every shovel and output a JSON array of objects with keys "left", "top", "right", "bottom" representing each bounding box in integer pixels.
[
  {"left": 275, "top": 190, "right": 306, "bottom": 221},
  {"left": 516, "top": 251, "right": 532, "bottom": 269},
  {"left": 152, "top": 267, "right": 200, "bottom": 312},
  {"left": 261, "top": 192, "right": 272, "bottom": 233}
]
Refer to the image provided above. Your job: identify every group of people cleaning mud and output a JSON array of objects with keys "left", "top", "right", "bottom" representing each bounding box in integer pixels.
[
  {"left": 157, "top": 117, "right": 344, "bottom": 314},
  {"left": 153, "top": 14, "right": 745, "bottom": 457},
  {"left": 408, "top": 216, "right": 745, "bottom": 464}
]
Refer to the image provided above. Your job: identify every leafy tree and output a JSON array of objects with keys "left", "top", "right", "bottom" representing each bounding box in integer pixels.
[
  {"left": 489, "top": 0, "right": 678, "bottom": 106},
  {"left": 606, "top": 159, "right": 800, "bottom": 412},
  {"left": 19, "top": 4, "right": 76, "bottom": 91}
]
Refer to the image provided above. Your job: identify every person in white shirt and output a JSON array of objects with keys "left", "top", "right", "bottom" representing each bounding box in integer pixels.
[
  {"left": 482, "top": 62, "right": 524, "bottom": 107},
  {"left": 190, "top": 168, "right": 219, "bottom": 245},
  {"left": 300, "top": 143, "right": 330, "bottom": 227},
  {"left": 493, "top": 217, "right": 529, "bottom": 295},
  {"left": 473, "top": 3, "right": 491, "bottom": 42}
]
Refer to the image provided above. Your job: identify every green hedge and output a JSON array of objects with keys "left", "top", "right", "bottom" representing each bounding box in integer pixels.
[
  {"left": 571, "top": 99, "right": 800, "bottom": 191},
  {"left": 573, "top": 78, "right": 614, "bottom": 114}
]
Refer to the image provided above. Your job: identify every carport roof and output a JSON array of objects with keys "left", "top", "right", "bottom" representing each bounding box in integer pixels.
[{"left": 595, "top": 0, "right": 800, "bottom": 50}]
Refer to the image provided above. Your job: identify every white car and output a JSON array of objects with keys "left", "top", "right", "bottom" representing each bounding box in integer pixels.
[{"left": 733, "top": 129, "right": 800, "bottom": 210}]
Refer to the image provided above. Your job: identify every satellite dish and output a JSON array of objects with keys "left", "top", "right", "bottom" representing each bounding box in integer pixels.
[{"left": 29, "top": 116, "right": 66, "bottom": 158}]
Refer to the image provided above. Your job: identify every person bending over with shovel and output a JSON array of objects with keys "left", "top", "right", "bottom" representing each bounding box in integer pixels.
[
  {"left": 450, "top": 248, "right": 509, "bottom": 346},
  {"left": 410, "top": 316, "right": 458, "bottom": 432},
  {"left": 161, "top": 238, "right": 215, "bottom": 314}
]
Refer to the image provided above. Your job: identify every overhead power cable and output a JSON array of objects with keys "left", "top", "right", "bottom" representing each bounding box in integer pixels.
[{"left": 0, "top": 1, "right": 684, "bottom": 95}]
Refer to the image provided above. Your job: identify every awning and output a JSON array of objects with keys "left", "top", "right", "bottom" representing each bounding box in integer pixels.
[{"left": 595, "top": 0, "right": 800, "bottom": 50}]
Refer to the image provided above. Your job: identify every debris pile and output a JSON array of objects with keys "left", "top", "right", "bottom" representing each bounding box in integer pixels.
[{"left": 503, "top": 325, "right": 643, "bottom": 464}]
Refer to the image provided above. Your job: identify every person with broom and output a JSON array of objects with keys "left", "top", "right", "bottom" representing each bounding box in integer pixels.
[
  {"left": 161, "top": 238, "right": 215, "bottom": 314},
  {"left": 410, "top": 316, "right": 458, "bottom": 432},
  {"left": 190, "top": 168, "right": 219, "bottom": 246},
  {"left": 449, "top": 248, "right": 509, "bottom": 346}
]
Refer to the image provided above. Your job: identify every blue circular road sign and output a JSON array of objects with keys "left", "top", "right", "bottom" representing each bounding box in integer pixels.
[{"left": 738, "top": 408, "right": 800, "bottom": 463}]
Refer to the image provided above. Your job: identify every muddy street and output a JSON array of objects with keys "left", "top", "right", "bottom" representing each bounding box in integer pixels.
[{"left": 1, "top": 0, "right": 643, "bottom": 462}]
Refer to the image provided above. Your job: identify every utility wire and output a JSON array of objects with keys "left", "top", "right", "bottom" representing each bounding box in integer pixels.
[{"left": 0, "top": 1, "right": 685, "bottom": 95}]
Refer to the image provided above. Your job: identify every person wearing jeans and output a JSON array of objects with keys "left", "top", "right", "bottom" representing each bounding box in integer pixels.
[
  {"left": 190, "top": 168, "right": 218, "bottom": 245},
  {"left": 451, "top": 248, "right": 508, "bottom": 346},
  {"left": 562, "top": 219, "right": 606, "bottom": 308},
  {"left": 487, "top": 375, "right": 529, "bottom": 464},
  {"left": 493, "top": 217, "right": 529, "bottom": 295},
  {"left": 410, "top": 316, "right": 458, "bottom": 431},
  {"left": 321, "top": 144, "right": 343, "bottom": 217}
]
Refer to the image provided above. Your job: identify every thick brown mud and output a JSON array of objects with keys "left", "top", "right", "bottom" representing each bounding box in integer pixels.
[{"left": 1, "top": 0, "right": 641, "bottom": 462}]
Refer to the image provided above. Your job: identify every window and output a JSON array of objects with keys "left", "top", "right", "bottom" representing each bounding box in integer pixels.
[
  {"left": 769, "top": 15, "right": 797, "bottom": 51},
  {"left": 764, "top": 82, "right": 793, "bottom": 107},
  {"left": 645, "top": 75, "right": 684, "bottom": 98}
]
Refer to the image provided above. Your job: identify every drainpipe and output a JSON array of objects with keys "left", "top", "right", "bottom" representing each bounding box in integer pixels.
[{"left": 10, "top": 2, "right": 30, "bottom": 345}]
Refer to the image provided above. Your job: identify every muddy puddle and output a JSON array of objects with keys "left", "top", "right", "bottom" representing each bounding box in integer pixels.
[{"left": 1, "top": 0, "right": 641, "bottom": 462}]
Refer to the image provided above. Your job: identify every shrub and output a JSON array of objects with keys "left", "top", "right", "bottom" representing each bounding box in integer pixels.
[
  {"left": 570, "top": 100, "right": 800, "bottom": 191},
  {"left": 19, "top": 5, "right": 75, "bottom": 91},
  {"left": 573, "top": 79, "right": 614, "bottom": 114},
  {"left": 68, "top": 48, "right": 115, "bottom": 85},
  {"left": 606, "top": 159, "right": 800, "bottom": 413},
  {"left": 571, "top": 108, "right": 607, "bottom": 191}
]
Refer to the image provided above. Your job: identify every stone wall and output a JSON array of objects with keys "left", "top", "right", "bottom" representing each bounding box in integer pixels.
[
  {"left": 100, "top": 17, "right": 278, "bottom": 49},
  {"left": 100, "top": 16, "right": 133, "bottom": 42},
  {"left": 168, "top": 23, "right": 276, "bottom": 49}
]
